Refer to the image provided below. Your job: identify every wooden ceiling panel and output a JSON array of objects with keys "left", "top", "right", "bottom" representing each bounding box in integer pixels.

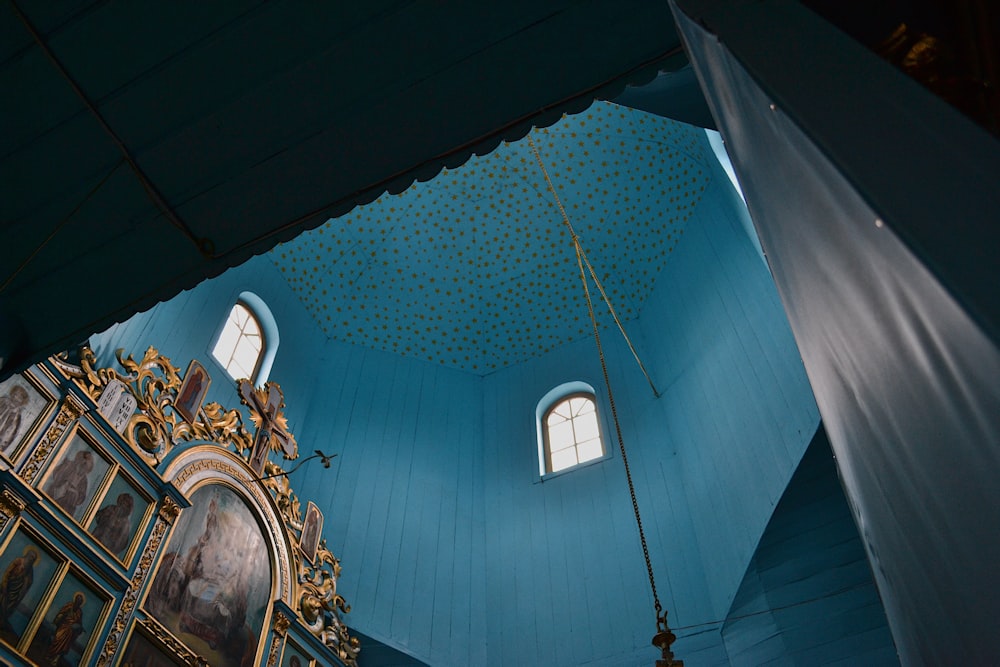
[{"left": 1, "top": 0, "right": 681, "bottom": 375}]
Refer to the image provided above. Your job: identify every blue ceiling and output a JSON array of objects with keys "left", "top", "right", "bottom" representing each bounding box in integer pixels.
[{"left": 268, "top": 102, "right": 713, "bottom": 373}]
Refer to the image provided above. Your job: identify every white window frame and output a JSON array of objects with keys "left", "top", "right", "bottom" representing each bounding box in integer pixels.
[
  {"left": 210, "top": 291, "right": 279, "bottom": 385},
  {"left": 536, "top": 381, "right": 609, "bottom": 478}
]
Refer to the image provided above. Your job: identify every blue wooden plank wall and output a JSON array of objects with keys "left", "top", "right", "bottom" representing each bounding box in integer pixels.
[
  {"left": 722, "top": 427, "right": 898, "bottom": 666},
  {"left": 89, "top": 256, "right": 490, "bottom": 666},
  {"left": 88, "top": 132, "right": 826, "bottom": 666},
  {"left": 636, "top": 150, "right": 819, "bottom": 624},
  {"left": 473, "top": 147, "right": 818, "bottom": 665}
]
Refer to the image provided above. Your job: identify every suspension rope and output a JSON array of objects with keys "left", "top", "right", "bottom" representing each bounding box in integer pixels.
[
  {"left": 526, "top": 135, "right": 660, "bottom": 398},
  {"left": 527, "top": 134, "right": 671, "bottom": 637}
]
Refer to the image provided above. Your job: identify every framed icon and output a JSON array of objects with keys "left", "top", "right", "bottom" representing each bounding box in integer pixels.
[
  {"left": 39, "top": 429, "right": 113, "bottom": 524},
  {"left": 25, "top": 566, "right": 111, "bottom": 667},
  {"left": 0, "top": 372, "right": 56, "bottom": 463},
  {"left": 0, "top": 524, "right": 61, "bottom": 648},
  {"left": 175, "top": 360, "right": 211, "bottom": 424},
  {"left": 281, "top": 638, "right": 315, "bottom": 667},
  {"left": 300, "top": 501, "right": 323, "bottom": 564},
  {"left": 85, "top": 470, "right": 154, "bottom": 566}
]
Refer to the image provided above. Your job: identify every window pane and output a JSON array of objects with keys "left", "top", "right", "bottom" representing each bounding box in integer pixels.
[
  {"left": 577, "top": 438, "right": 603, "bottom": 464},
  {"left": 574, "top": 412, "right": 599, "bottom": 442},
  {"left": 548, "top": 401, "right": 572, "bottom": 422},
  {"left": 212, "top": 321, "right": 240, "bottom": 362},
  {"left": 229, "top": 357, "right": 252, "bottom": 380},
  {"left": 569, "top": 396, "right": 594, "bottom": 417},
  {"left": 242, "top": 311, "right": 261, "bottom": 337},
  {"left": 550, "top": 447, "right": 578, "bottom": 472},
  {"left": 232, "top": 340, "right": 260, "bottom": 374},
  {"left": 548, "top": 420, "right": 575, "bottom": 450},
  {"left": 244, "top": 332, "right": 262, "bottom": 353},
  {"left": 547, "top": 409, "right": 569, "bottom": 427},
  {"left": 543, "top": 392, "right": 605, "bottom": 474},
  {"left": 232, "top": 304, "right": 249, "bottom": 328},
  {"left": 213, "top": 302, "right": 266, "bottom": 382}
]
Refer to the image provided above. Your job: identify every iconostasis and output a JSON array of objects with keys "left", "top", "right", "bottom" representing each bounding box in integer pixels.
[{"left": 0, "top": 347, "right": 359, "bottom": 667}]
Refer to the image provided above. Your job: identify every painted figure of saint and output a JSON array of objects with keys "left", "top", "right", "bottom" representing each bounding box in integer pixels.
[
  {"left": 176, "top": 368, "right": 205, "bottom": 421},
  {"left": 44, "top": 592, "right": 85, "bottom": 666},
  {"left": 47, "top": 450, "right": 95, "bottom": 516},
  {"left": 0, "top": 546, "right": 38, "bottom": 627},
  {"left": 91, "top": 492, "right": 135, "bottom": 556},
  {"left": 0, "top": 385, "right": 29, "bottom": 453},
  {"left": 301, "top": 513, "right": 318, "bottom": 558}
]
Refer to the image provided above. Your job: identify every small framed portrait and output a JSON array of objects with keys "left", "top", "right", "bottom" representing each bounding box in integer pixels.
[
  {"left": 40, "top": 428, "right": 113, "bottom": 524},
  {"left": 281, "top": 638, "right": 315, "bottom": 667},
  {"left": 25, "top": 566, "right": 111, "bottom": 667},
  {"left": 0, "top": 372, "right": 55, "bottom": 463},
  {"left": 299, "top": 501, "right": 323, "bottom": 564},
  {"left": 0, "top": 524, "right": 61, "bottom": 648},
  {"left": 175, "top": 360, "right": 211, "bottom": 424},
  {"left": 85, "top": 471, "right": 153, "bottom": 565}
]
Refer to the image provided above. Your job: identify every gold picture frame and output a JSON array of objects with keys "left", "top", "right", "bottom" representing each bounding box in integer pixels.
[
  {"left": 0, "top": 371, "right": 57, "bottom": 465},
  {"left": 38, "top": 424, "right": 116, "bottom": 527},
  {"left": 175, "top": 360, "right": 211, "bottom": 425},
  {"left": 299, "top": 501, "right": 323, "bottom": 564}
]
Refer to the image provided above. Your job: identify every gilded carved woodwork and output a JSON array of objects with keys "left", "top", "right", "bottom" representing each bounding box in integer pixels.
[
  {"left": 158, "top": 495, "right": 181, "bottom": 524},
  {"left": 260, "top": 459, "right": 360, "bottom": 666},
  {"left": 239, "top": 380, "right": 298, "bottom": 460},
  {"left": 138, "top": 617, "right": 209, "bottom": 666},
  {"left": 49, "top": 345, "right": 360, "bottom": 665},
  {"left": 18, "top": 393, "right": 85, "bottom": 484},
  {"left": 96, "top": 507, "right": 172, "bottom": 666},
  {"left": 266, "top": 638, "right": 282, "bottom": 667},
  {"left": 260, "top": 460, "right": 303, "bottom": 533},
  {"left": 266, "top": 611, "right": 292, "bottom": 667},
  {"left": 0, "top": 488, "right": 26, "bottom": 532},
  {"left": 64, "top": 346, "right": 255, "bottom": 465},
  {"left": 296, "top": 540, "right": 361, "bottom": 665}
]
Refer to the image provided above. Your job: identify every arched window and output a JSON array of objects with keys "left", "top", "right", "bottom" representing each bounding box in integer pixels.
[
  {"left": 211, "top": 293, "right": 278, "bottom": 384},
  {"left": 538, "top": 385, "right": 605, "bottom": 475}
]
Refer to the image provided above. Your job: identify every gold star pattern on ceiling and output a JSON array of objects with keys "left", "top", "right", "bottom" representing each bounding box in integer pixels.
[{"left": 270, "top": 101, "right": 712, "bottom": 374}]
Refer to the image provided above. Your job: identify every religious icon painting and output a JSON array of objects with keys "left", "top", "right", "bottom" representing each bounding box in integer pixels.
[
  {"left": 120, "top": 624, "right": 189, "bottom": 667},
  {"left": 39, "top": 428, "right": 113, "bottom": 524},
  {"left": 85, "top": 471, "right": 152, "bottom": 565},
  {"left": 145, "top": 484, "right": 272, "bottom": 667},
  {"left": 25, "top": 567, "right": 110, "bottom": 667},
  {"left": 299, "top": 501, "right": 323, "bottom": 564},
  {"left": 175, "top": 360, "right": 211, "bottom": 424},
  {"left": 0, "top": 524, "right": 61, "bottom": 650},
  {"left": 281, "top": 638, "right": 315, "bottom": 667},
  {"left": 0, "top": 372, "right": 55, "bottom": 464}
]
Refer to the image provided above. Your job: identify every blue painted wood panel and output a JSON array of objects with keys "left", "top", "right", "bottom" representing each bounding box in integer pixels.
[
  {"left": 722, "top": 428, "right": 898, "bottom": 666},
  {"left": 87, "top": 131, "right": 824, "bottom": 665}
]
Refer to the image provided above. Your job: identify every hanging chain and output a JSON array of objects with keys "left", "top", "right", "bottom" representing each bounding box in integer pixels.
[
  {"left": 527, "top": 133, "right": 668, "bottom": 633},
  {"left": 573, "top": 243, "right": 664, "bottom": 626}
]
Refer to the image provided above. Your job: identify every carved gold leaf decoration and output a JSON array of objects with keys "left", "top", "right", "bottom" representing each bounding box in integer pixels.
[
  {"left": 239, "top": 380, "right": 298, "bottom": 460},
  {"left": 96, "top": 508, "right": 172, "bottom": 666},
  {"left": 259, "top": 460, "right": 359, "bottom": 666},
  {"left": 67, "top": 346, "right": 256, "bottom": 465},
  {"left": 66, "top": 345, "right": 357, "bottom": 663},
  {"left": 260, "top": 460, "right": 303, "bottom": 531},
  {"left": 18, "top": 394, "right": 85, "bottom": 484}
]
